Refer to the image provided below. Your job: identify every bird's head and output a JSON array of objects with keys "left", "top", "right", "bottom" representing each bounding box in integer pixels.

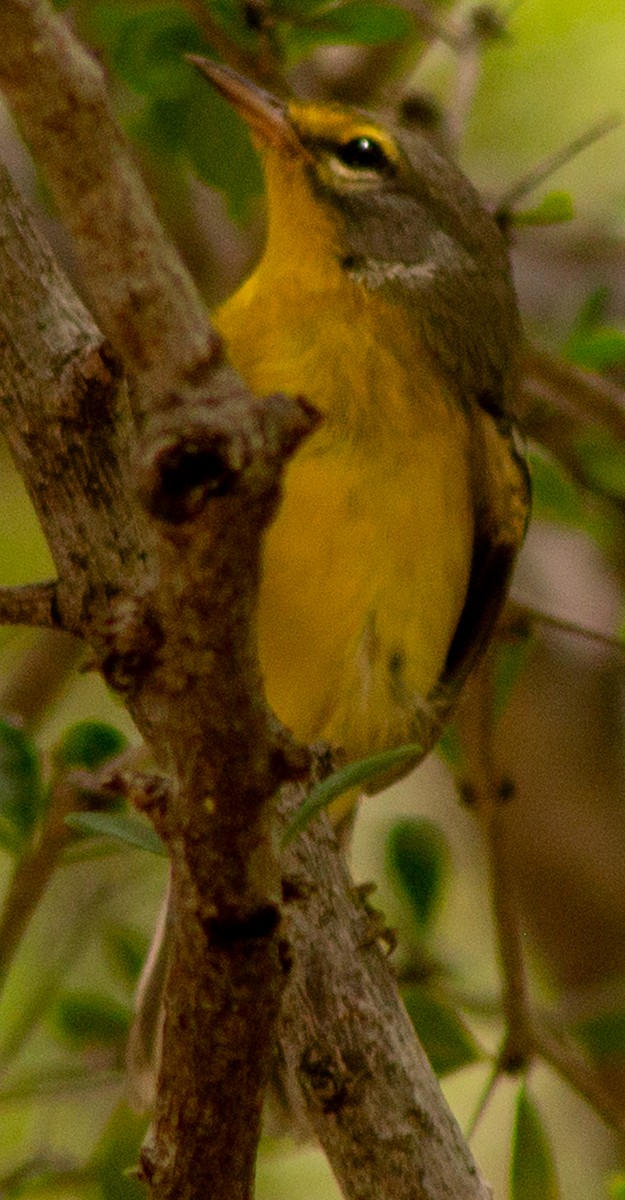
[{"left": 189, "top": 58, "right": 520, "bottom": 406}]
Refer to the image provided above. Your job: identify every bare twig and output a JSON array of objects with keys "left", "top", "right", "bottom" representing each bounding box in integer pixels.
[
  {"left": 497, "top": 114, "right": 622, "bottom": 215},
  {"left": 464, "top": 1060, "right": 502, "bottom": 1142},
  {"left": 181, "top": 0, "right": 287, "bottom": 94},
  {"left": 277, "top": 776, "right": 494, "bottom": 1200},
  {"left": 508, "top": 601, "right": 625, "bottom": 657},
  {"left": 0, "top": 581, "right": 65, "bottom": 631},
  {"left": 0, "top": 0, "right": 216, "bottom": 394},
  {"left": 457, "top": 659, "right": 531, "bottom": 1069},
  {"left": 532, "top": 1021, "right": 625, "bottom": 1135},
  {"left": 0, "top": 631, "right": 83, "bottom": 732},
  {"left": 0, "top": 776, "right": 80, "bottom": 1001},
  {"left": 520, "top": 344, "right": 625, "bottom": 445}
]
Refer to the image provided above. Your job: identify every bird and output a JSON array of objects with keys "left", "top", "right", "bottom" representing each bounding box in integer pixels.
[
  {"left": 189, "top": 58, "right": 530, "bottom": 776},
  {"left": 128, "top": 59, "right": 531, "bottom": 1106}
]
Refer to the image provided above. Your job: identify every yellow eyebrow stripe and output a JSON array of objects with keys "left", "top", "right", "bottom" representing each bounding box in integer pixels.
[{"left": 287, "top": 102, "right": 400, "bottom": 165}]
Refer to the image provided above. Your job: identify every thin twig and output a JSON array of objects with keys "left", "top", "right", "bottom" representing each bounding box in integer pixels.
[
  {"left": 0, "top": 631, "right": 83, "bottom": 732},
  {"left": 520, "top": 344, "right": 625, "bottom": 445},
  {"left": 497, "top": 114, "right": 622, "bottom": 214},
  {"left": 400, "top": 0, "right": 460, "bottom": 48},
  {"left": 457, "top": 659, "right": 531, "bottom": 1068},
  {"left": 0, "top": 776, "right": 81, "bottom": 1001},
  {"left": 464, "top": 1058, "right": 503, "bottom": 1142},
  {"left": 532, "top": 1021, "right": 625, "bottom": 1136},
  {"left": 181, "top": 0, "right": 287, "bottom": 94},
  {"left": 0, "top": 581, "right": 65, "bottom": 631},
  {"left": 0, "top": 0, "right": 216, "bottom": 393},
  {"left": 507, "top": 601, "right": 625, "bottom": 657}
]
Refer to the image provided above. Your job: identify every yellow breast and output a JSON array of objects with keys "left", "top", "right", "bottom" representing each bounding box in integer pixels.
[{"left": 215, "top": 151, "right": 474, "bottom": 760}]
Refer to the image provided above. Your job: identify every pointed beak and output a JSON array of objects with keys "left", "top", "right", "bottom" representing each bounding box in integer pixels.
[{"left": 186, "top": 57, "right": 304, "bottom": 157}]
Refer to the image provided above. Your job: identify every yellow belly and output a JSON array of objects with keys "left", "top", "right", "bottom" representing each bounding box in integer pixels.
[{"left": 216, "top": 270, "right": 473, "bottom": 759}]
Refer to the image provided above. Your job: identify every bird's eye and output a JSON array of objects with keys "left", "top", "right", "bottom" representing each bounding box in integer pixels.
[{"left": 335, "top": 136, "right": 389, "bottom": 172}]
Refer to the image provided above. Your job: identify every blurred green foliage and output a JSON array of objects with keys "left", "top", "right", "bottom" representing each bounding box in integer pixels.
[
  {"left": 510, "top": 1086, "right": 560, "bottom": 1200},
  {"left": 0, "top": 721, "right": 43, "bottom": 853}
]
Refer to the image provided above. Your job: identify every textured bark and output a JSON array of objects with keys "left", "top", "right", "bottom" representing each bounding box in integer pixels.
[{"left": 278, "top": 785, "right": 492, "bottom": 1200}]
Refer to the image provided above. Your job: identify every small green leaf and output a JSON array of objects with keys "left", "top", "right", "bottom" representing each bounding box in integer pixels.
[
  {"left": 89, "top": 1102, "right": 149, "bottom": 1199},
  {"left": 608, "top": 1173, "right": 625, "bottom": 1200},
  {"left": 493, "top": 636, "right": 534, "bottom": 720},
  {"left": 133, "top": 95, "right": 188, "bottom": 159},
  {"left": 576, "top": 431, "right": 625, "bottom": 501},
  {"left": 105, "top": 925, "right": 150, "bottom": 991},
  {"left": 528, "top": 449, "right": 584, "bottom": 527},
  {"left": 284, "top": 0, "right": 410, "bottom": 61},
  {"left": 512, "top": 191, "right": 574, "bottom": 227},
  {"left": 53, "top": 991, "right": 131, "bottom": 1048},
  {"left": 109, "top": 6, "right": 201, "bottom": 100},
  {"left": 510, "top": 1085, "right": 560, "bottom": 1200},
  {"left": 53, "top": 720, "right": 128, "bottom": 771},
  {"left": 282, "top": 742, "right": 422, "bottom": 845},
  {"left": 436, "top": 722, "right": 462, "bottom": 770},
  {"left": 65, "top": 811, "right": 167, "bottom": 856},
  {"left": 0, "top": 719, "right": 43, "bottom": 850},
  {"left": 306, "top": 1, "right": 411, "bottom": 44},
  {"left": 571, "top": 286, "right": 610, "bottom": 334},
  {"left": 567, "top": 328, "right": 625, "bottom": 372},
  {"left": 386, "top": 819, "right": 449, "bottom": 930},
  {"left": 402, "top": 986, "right": 481, "bottom": 1076},
  {"left": 575, "top": 1009, "right": 625, "bottom": 1062}
]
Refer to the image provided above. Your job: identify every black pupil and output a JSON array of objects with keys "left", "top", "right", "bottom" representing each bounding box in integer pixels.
[{"left": 336, "top": 136, "right": 388, "bottom": 171}]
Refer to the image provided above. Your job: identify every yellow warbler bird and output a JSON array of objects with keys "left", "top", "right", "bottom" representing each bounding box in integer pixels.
[
  {"left": 190, "top": 59, "right": 529, "bottom": 772},
  {"left": 129, "top": 61, "right": 531, "bottom": 1103}
]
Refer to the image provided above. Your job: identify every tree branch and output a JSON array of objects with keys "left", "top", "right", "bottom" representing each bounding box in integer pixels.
[
  {"left": 0, "top": 581, "right": 66, "bottom": 630},
  {"left": 277, "top": 781, "right": 494, "bottom": 1200},
  {"left": 520, "top": 344, "right": 625, "bottom": 446},
  {"left": 0, "top": 0, "right": 216, "bottom": 392}
]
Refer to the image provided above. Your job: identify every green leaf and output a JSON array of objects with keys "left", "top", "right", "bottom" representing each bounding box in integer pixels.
[
  {"left": 132, "top": 95, "right": 189, "bottom": 159},
  {"left": 402, "top": 986, "right": 481, "bottom": 1076},
  {"left": 283, "top": 0, "right": 410, "bottom": 61},
  {"left": 108, "top": 6, "right": 202, "bottom": 100},
  {"left": 510, "top": 1085, "right": 560, "bottom": 1200},
  {"left": 436, "top": 722, "right": 462, "bottom": 770},
  {"left": 53, "top": 720, "right": 128, "bottom": 771},
  {"left": 608, "top": 1174, "right": 625, "bottom": 1200},
  {"left": 575, "top": 1009, "right": 625, "bottom": 1062},
  {"left": 512, "top": 190, "right": 574, "bottom": 227},
  {"left": 89, "top": 1102, "right": 149, "bottom": 1199},
  {"left": 105, "top": 925, "right": 150, "bottom": 991},
  {"left": 564, "top": 286, "right": 625, "bottom": 370},
  {"left": 282, "top": 742, "right": 422, "bottom": 845},
  {"left": 576, "top": 431, "right": 625, "bottom": 500},
  {"left": 571, "top": 285, "right": 610, "bottom": 334},
  {"left": 386, "top": 819, "right": 449, "bottom": 930},
  {"left": 0, "top": 719, "right": 43, "bottom": 851},
  {"left": 65, "top": 811, "right": 167, "bottom": 856},
  {"left": 528, "top": 448, "right": 584, "bottom": 527},
  {"left": 493, "top": 636, "right": 534, "bottom": 720},
  {"left": 305, "top": 1, "right": 411, "bottom": 44},
  {"left": 53, "top": 991, "right": 131, "bottom": 1048},
  {"left": 567, "top": 327, "right": 625, "bottom": 371},
  {"left": 185, "top": 75, "right": 264, "bottom": 222}
]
